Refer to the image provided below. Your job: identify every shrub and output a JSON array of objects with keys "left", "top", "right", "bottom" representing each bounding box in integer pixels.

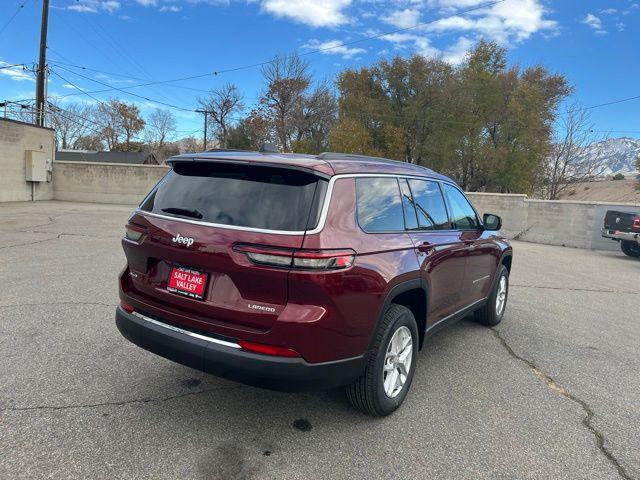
[{"left": 612, "top": 173, "right": 625, "bottom": 180}]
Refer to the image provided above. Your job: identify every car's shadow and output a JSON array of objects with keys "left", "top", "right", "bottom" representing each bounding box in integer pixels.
[{"left": 122, "top": 318, "right": 485, "bottom": 477}]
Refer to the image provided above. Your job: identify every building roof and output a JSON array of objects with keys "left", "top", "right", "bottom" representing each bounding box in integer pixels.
[
  {"left": 56, "top": 150, "right": 159, "bottom": 165},
  {"left": 169, "top": 150, "right": 453, "bottom": 183}
]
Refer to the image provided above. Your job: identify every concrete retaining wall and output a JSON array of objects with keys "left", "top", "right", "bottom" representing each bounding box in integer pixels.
[
  {"left": 0, "top": 118, "right": 55, "bottom": 202},
  {"left": 53, "top": 161, "right": 169, "bottom": 205},
  {"left": 49, "top": 161, "right": 639, "bottom": 251},
  {"left": 467, "top": 193, "right": 639, "bottom": 251}
]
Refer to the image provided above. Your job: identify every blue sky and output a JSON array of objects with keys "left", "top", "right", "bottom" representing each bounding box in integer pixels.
[{"left": 1, "top": 0, "right": 638, "bottom": 140}]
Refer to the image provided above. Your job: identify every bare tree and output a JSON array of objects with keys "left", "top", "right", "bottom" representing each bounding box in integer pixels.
[
  {"left": 48, "top": 102, "right": 93, "bottom": 149},
  {"left": 146, "top": 108, "right": 177, "bottom": 150},
  {"left": 198, "top": 83, "right": 244, "bottom": 148},
  {"left": 261, "top": 54, "right": 311, "bottom": 151},
  {"left": 544, "top": 107, "right": 607, "bottom": 199},
  {"left": 292, "top": 81, "right": 337, "bottom": 152}
]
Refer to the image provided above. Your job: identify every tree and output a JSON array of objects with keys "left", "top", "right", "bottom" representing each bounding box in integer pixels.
[
  {"left": 291, "top": 81, "right": 337, "bottom": 153},
  {"left": 74, "top": 134, "right": 104, "bottom": 151},
  {"left": 198, "top": 83, "right": 244, "bottom": 148},
  {"left": 329, "top": 118, "right": 380, "bottom": 156},
  {"left": 543, "top": 107, "right": 607, "bottom": 199},
  {"left": 48, "top": 102, "right": 94, "bottom": 149},
  {"left": 332, "top": 40, "right": 571, "bottom": 193},
  {"left": 178, "top": 136, "right": 203, "bottom": 153},
  {"left": 146, "top": 109, "right": 176, "bottom": 150},
  {"left": 227, "top": 108, "right": 271, "bottom": 151},
  {"left": 95, "top": 99, "right": 145, "bottom": 150},
  {"left": 261, "top": 54, "right": 311, "bottom": 151}
]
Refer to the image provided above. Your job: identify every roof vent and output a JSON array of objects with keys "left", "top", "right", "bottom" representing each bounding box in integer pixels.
[{"left": 259, "top": 142, "right": 279, "bottom": 153}]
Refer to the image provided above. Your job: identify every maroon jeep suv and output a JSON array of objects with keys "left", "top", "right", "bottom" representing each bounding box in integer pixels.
[{"left": 116, "top": 150, "right": 512, "bottom": 416}]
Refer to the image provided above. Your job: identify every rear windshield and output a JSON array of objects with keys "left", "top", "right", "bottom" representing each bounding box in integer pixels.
[{"left": 140, "top": 162, "right": 328, "bottom": 232}]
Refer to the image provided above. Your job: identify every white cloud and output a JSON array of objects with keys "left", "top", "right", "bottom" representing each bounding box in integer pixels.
[
  {"left": 68, "top": 3, "right": 98, "bottom": 13},
  {"left": 380, "top": 32, "right": 439, "bottom": 57},
  {"left": 160, "top": 5, "right": 182, "bottom": 12},
  {"left": 616, "top": 22, "right": 625, "bottom": 31},
  {"left": 442, "top": 36, "right": 473, "bottom": 64},
  {"left": 599, "top": 8, "right": 617, "bottom": 15},
  {"left": 102, "top": 1, "right": 120, "bottom": 13},
  {"left": 425, "top": 0, "right": 558, "bottom": 43},
  {"left": 0, "top": 62, "right": 35, "bottom": 82},
  {"left": 582, "top": 13, "right": 606, "bottom": 34},
  {"left": 135, "top": 0, "right": 157, "bottom": 6},
  {"left": 302, "top": 39, "right": 366, "bottom": 58},
  {"left": 383, "top": 8, "right": 420, "bottom": 29},
  {"left": 260, "top": 0, "right": 352, "bottom": 28},
  {"left": 66, "top": 0, "right": 120, "bottom": 13}
]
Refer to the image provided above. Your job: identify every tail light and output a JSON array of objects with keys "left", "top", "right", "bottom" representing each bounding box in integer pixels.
[
  {"left": 238, "top": 340, "right": 300, "bottom": 357},
  {"left": 233, "top": 244, "right": 355, "bottom": 270},
  {"left": 120, "top": 301, "right": 134, "bottom": 313},
  {"left": 633, "top": 216, "right": 640, "bottom": 230},
  {"left": 124, "top": 224, "right": 145, "bottom": 242}
]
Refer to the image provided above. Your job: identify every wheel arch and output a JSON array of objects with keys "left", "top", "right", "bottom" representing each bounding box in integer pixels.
[{"left": 368, "top": 278, "right": 428, "bottom": 353}]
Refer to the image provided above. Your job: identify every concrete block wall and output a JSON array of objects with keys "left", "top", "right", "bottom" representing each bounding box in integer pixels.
[
  {"left": 53, "top": 161, "right": 169, "bottom": 205},
  {"left": 0, "top": 118, "right": 55, "bottom": 202},
  {"left": 48, "top": 161, "right": 639, "bottom": 251},
  {"left": 467, "top": 194, "right": 639, "bottom": 251}
]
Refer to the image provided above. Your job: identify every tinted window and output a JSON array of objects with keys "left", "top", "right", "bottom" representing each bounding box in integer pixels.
[
  {"left": 356, "top": 177, "right": 405, "bottom": 232},
  {"left": 408, "top": 179, "right": 450, "bottom": 230},
  {"left": 443, "top": 184, "right": 479, "bottom": 230},
  {"left": 140, "top": 162, "right": 327, "bottom": 231},
  {"left": 399, "top": 179, "right": 418, "bottom": 230}
]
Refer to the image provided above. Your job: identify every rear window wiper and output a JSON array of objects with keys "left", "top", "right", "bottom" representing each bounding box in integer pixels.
[{"left": 161, "top": 207, "right": 203, "bottom": 219}]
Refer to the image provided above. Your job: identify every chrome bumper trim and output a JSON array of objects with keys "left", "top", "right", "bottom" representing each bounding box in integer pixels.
[{"left": 131, "top": 311, "right": 241, "bottom": 349}]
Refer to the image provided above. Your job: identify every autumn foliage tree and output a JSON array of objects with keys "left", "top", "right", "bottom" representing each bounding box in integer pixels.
[{"left": 330, "top": 40, "right": 572, "bottom": 193}]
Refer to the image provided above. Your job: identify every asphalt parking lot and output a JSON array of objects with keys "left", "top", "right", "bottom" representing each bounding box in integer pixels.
[{"left": 1, "top": 201, "right": 638, "bottom": 480}]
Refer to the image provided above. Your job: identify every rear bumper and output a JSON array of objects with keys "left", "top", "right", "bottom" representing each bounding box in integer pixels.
[
  {"left": 115, "top": 307, "right": 366, "bottom": 391},
  {"left": 601, "top": 228, "right": 640, "bottom": 243}
]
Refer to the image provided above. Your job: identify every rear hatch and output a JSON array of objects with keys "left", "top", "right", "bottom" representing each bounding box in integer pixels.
[
  {"left": 121, "top": 160, "right": 328, "bottom": 333},
  {"left": 604, "top": 210, "right": 640, "bottom": 232}
]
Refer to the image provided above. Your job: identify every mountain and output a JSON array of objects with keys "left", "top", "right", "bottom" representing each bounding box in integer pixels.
[{"left": 580, "top": 137, "right": 640, "bottom": 177}]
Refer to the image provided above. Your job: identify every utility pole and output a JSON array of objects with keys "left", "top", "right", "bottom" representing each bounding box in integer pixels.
[
  {"left": 195, "top": 109, "right": 210, "bottom": 150},
  {"left": 35, "top": 0, "right": 49, "bottom": 127}
]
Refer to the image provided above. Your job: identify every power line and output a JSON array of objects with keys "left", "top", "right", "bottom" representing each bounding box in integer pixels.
[
  {"left": 0, "top": 62, "right": 30, "bottom": 70},
  {"left": 51, "top": 65, "right": 197, "bottom": 112},
  {"left": 48, "top": 59, "right": 214, "bottom": 95},
  {"left": 0, "top": 0, "right": 31, "bottom": 36}
]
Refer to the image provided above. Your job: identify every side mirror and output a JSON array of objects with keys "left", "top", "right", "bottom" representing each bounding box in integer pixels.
[{"left": 483, "top": 213, "right": 502, "bottom": 231}]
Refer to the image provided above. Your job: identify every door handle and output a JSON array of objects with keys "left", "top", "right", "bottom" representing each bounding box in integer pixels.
[{"left": 417, "top": 242, "right": 433, "bottom": 253}]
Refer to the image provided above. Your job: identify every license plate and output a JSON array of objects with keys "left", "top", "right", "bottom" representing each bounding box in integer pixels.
[{"left": 167, "top": 267, "right": 208, "bottom": 300}]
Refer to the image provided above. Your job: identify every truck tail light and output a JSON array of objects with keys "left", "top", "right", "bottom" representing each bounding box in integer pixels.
[
  {"left": 633, "top": 216, "right": 640, "bottom": 230},
  {"left": 233, "top": 244, "right": 355, "bottom": 270}
]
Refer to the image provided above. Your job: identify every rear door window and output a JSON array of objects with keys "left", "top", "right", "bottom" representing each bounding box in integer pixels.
[
  {"left": 442, "top": 184, "right": 479, "bottom": 230},
  {"left": 356, "top": 177, "right": 405, "bottom": 232},
  {"left": 140, "top": 162, "right": 327, "bottom": 232},
  {"left": 407, "top": 179, "right": 450, "bottom": 230}
]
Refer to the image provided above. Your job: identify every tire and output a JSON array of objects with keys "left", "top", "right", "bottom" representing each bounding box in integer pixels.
[
  {"left": 474, "top": 265, "right": 509, "bottom": 326},
  {"left": 620, "top": 240, "right": 640, "bottom": 258},
  {"left": 346, "top": 304, "right": 418, "bottom": 417}
]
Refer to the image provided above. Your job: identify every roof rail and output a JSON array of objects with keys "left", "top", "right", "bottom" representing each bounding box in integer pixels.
[
  {"left": 205, "top": 148, "right": 249, "bottom": 153},
  {"left": 317, "top": 152, "right": 406, "bottom": 164}
]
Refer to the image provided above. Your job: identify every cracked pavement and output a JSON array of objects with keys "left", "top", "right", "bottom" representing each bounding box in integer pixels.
[{"left": 1, "top": 201, "right": 639, "bottom": 480}]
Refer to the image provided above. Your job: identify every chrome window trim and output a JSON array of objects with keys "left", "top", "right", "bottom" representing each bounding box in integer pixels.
[
  {"left": 135, "top": 172, "right": 458, "bottom": 236},
  {"left": 131, "top": 311, "right": 241, "bottom": 349}
]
